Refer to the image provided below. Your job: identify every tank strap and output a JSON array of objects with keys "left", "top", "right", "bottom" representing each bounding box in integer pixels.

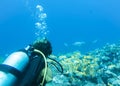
[{"left": 0, "top": 64, "right": 22, "bottom": 78}]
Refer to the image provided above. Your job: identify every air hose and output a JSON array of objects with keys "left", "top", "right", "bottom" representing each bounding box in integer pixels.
[
  {"left": 33, "top": 49, "right": 64, "bottom": 86},
  {"left": 34, "top": 49, "right": 47, "bottom": 86},
  {"left": 48, "top": 57, "right": 63, "bottom": 73}
]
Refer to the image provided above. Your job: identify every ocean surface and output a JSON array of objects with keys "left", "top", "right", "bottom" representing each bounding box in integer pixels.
[{"left": 0, "top": 0, "right": 120, "bottom": 57}]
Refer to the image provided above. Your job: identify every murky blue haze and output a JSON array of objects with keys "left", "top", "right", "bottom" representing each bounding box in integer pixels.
[{"left": 0, "top": 0, "right": 120, "bottom": 57}]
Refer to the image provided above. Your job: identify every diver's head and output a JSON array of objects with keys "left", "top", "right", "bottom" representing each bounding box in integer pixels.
[{"left": 32, "top": 38, "right": 52, "bottom": 57}]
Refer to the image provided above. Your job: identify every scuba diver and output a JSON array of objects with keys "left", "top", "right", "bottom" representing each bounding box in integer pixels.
[{"left": 0, "top": 38, "right": 57, "bottom": 86}]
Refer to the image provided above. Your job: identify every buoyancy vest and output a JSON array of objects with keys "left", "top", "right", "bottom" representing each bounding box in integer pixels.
[{"left": 17, "top": 52, "right": 45, "bottom": 86}]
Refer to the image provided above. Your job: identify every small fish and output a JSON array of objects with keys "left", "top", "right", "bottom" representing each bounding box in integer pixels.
[
  {"left": 72, "top": 41, "right": 85, "bottom": 46},
  {"left": 64, "top": 43, "right": 68, "bottom": 47},
  {"left": 92, "top": 40, "right": 98, "bottom": 43}
]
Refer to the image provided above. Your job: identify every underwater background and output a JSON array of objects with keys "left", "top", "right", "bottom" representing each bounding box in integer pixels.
[
  {"left": 0, "top": 0, "right": 120, "bottom": 56},
  {"left": 0, "top": 0, "right": 120, "bottom": 86}
]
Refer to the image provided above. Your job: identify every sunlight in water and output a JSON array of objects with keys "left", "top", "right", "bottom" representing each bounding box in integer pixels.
[{"left": 35, "top": 5, "right": 49, "bottom": 38}]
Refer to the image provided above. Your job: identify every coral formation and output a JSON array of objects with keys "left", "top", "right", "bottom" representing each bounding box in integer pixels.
[{"left": 46, "top": 42, "right": 120, "bottom": 86}]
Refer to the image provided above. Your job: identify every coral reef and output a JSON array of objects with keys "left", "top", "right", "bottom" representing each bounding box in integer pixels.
[{"left": 46, "top": 42, "right": 120, "bottom": 86}]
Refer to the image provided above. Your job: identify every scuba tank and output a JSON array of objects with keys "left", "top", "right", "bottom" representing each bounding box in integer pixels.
[
  {"left": 0, "top": 45, "right": 32, "bottom": 86},
  {"left": 0, "top": 38, "right": 53, "bottom": 86},
  {"left": 0, "top": 45, "right": 49, "bottom": 86}
]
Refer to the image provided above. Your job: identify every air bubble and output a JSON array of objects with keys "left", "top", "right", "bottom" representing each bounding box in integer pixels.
[
  {"left": 34, "top": 4, "right": 48, "bottom": 38},
  {"left": 36, "top": 5, "right": 43, "bottom": 12}
]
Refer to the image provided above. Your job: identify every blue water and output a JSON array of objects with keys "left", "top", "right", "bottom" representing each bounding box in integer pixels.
[{"left": 0, "top": 0, "right": 120, "bottom": 56}]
